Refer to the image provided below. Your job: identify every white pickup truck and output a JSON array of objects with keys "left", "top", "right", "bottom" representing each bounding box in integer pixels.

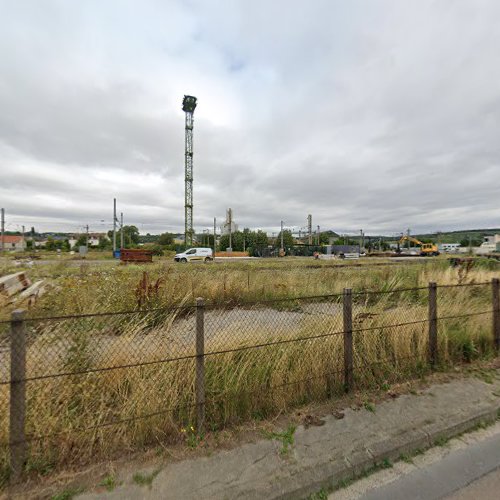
[{"left": 174, "top": 247, "right": 213, "bottom": 263}]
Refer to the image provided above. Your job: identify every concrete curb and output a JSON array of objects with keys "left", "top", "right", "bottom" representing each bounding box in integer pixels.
[{"left": 280, "top": 403, "right": 500, "bottom": 500}]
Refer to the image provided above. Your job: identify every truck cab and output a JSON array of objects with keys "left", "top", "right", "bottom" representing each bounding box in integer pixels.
[{"left": 174, "top": 247, "right": 213, "bottom": 263}]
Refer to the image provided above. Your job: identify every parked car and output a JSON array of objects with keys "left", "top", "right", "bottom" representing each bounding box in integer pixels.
[{"left": 174, "top": 247, "right": 213, "bottom": 263}]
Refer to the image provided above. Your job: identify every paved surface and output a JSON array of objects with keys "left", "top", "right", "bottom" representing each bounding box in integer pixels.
[
  {"left": 76, "top": 373, "right": 500, "bottom": 500},
  {"left": 333, "top": 422, "right": 500, "bottom": 499},
  {"left": 446, "top": 467, "right": 500, "bottom": 499}
]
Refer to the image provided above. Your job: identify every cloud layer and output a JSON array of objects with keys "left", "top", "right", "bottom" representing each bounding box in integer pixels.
[{"left": 1, "top": 0, "right": 500, "bottom": 235}]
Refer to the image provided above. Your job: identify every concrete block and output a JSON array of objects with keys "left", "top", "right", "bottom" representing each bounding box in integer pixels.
[
  {"left": 18, "top": 280, "right": 45, "bottom": 300},
  {"left": 0, "top": 272, "right": 31, "bottom": 297}
]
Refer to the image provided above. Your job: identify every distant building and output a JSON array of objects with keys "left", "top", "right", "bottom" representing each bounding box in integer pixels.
[
  {"left": 221, "top": 208, "right": 238, "bottom": 235},
  {"left": 68, "top": 233, "right": 102, "bottom": 248},
  {"left": 0, "top": 235, "right": 26, "bottom": 251},
  {"left": 438, "top": 243, "right": 461, "bottom": 253},
  {"left": 33, "top": 234, "right": 68, "bottom": 248},
  {"left": 68, "top": 234, "right": 101, "bottom": 248},
  {"left": 470, "top": 235, "right": 500, "bottom": 254},
  {"left": 484, "top": 234, "right": 500, "bottom": 245}
]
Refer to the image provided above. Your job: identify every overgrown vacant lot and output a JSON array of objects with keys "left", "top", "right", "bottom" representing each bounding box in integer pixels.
[
  {"left": 0, "top": 257, "right": 499, "bottom": 475},
  {"left": 1, "top": 256, "right": 497, "bottom": 318}
]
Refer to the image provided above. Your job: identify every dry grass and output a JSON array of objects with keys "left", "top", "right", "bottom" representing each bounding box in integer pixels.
[
  {"left": 0, "top": 259, "right": 498, "bottom": 479},
  {"left": 8, "top": 257, "right": 496, "bottom": 318}
]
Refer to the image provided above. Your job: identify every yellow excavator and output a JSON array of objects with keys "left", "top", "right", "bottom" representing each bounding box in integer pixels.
[{"left": 398, "top": 235, "right": 440, "bottom": 256}]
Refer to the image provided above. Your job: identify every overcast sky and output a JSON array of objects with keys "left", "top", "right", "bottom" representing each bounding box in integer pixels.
[{"left": 1, "top": 0, "right": 499, "bottom": 236}]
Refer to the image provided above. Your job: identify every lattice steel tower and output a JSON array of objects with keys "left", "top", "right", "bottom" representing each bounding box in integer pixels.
[{"left": 182, "top": 95, "right": 197, "bottom": 247}]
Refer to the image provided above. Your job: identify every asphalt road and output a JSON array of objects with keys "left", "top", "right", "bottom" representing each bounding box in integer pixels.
[
  {"left": 331, "top": 422, "right": 500, "bottom": 500},
  {"left": 445, "top": 467, "right": 500, "bottom": 499}
]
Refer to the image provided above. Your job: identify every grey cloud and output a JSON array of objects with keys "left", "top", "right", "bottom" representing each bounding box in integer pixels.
[{"left": 1, "top": 0, "right": 500, "bottom": 235}]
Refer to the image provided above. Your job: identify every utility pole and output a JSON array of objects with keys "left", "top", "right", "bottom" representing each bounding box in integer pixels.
[
  {"left": 407, "top": 228, "right": 411, "bottom": 251},
  {"left": 227, "top": 208, "right": 233, "bottom": 251},
  {"left": 85, "top": 225, "right": 89, "bottom": 250},
  {"left": 21, "top": 225, "right": 25, "bottom": 251},
  {"left": 1, "top": 208, "right": 4, "bottom": 253},
  {"left": 112, "top": 198, "right": 117, "bottom": 253},
  {"left": 213, "top": 217, "right": 217, "bottom": 256},
  {"left": 280, "top": 220, "right": 284, "bottom": 254},
  {"left": 182, "top": 95, "right": 197, "bottom": 248},
  {"left": 308, "top": 214, "right": 312, "bottom": 245},
  {"left": 120, "top": 213, "right": 124, "bottom": 249},
  {"left": 317, "top": 225, "right": 320, "bottom": 246},
  {"left": 359, "top": 229, "right": 363, "bottom": 254}
]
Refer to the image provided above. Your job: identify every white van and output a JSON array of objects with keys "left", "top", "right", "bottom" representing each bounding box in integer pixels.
[{"left": 174, "top": 247, "right": 213, "bottom": 263}]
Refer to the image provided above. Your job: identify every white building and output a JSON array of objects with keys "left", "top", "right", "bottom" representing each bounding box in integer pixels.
[{"left": 68, "top": 234, "right": 103, "bottom": 248}]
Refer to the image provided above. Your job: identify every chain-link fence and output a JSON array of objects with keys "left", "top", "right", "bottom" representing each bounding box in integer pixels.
[{"left": 1, "top": 278, "right": 499, "bottom": 480}]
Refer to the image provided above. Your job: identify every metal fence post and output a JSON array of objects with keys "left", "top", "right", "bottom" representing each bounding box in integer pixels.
[
  {"left": 343, "top": 288, "right": 353, "bottom": 392},
  {"left": 428, "top": 282, "right": 438, "bottom": 368},
  {"left": 195, "top": 298, "right": 205, "bottom": 434},
  {"left": 10, "top": 309, "right": 26, "bottom": 482},
  {"left": 492, "top": 278, "right": 500, "bottom": 351}
]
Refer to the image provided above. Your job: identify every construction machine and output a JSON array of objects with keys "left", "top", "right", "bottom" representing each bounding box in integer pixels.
[{"left": 398, "top": 235, "right": 440, "bottom": 256}]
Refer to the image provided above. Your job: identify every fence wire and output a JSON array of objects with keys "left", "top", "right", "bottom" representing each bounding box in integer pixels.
[
  {"left": 0, "top": 280, "right": 498, "bottom": 472},
  {"left": 0, "top": 322, "right": 9, "bottom": 459},
  {"left": 8, "top": 307, "right": 197, "bottom": 383},
  {"left": 351, "top": 287, "right": 429, "bottom": 388}
]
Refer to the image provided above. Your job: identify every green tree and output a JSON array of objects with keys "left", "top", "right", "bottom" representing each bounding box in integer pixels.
[
  {"left": 74, "top": 235, "right": 87, "bottom": 249},
  {"left": 98, "top": 235, "right": 110, "bottom": 249},
  {"left": 319, "top": 232, "right": 330, "bottom": 245},
  {"left": 158, "top": 232, "right": 174, "bottom": 246},
  {"left": 243, "top": 229, "right": 269, "bottom": 256},
  {"left": 108, "top": 226, "right": 140, "bottom": 248},
  {"left": 219, "top": 231, "right": 243, "bottom": 251},
  {"left": 275, "top": 230, "right": 294, "bottom": 248},
  {"left": 254, "top": 230, "right": 269, "bottom": 247},
  {"left": 149, "top": 244, "right": 164, "bottom": 256},
  {"left": 123, "top": 225, "right": 140, "bottom": 246},
  {"left": 45, "top": 237, "right": 56, "bottom": 251},
  {"left": 460, "top": 237, "right": 482, "bottom": 247},
  {"left": 218, "top": 229, "right": 268, "bottom": 252}
]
